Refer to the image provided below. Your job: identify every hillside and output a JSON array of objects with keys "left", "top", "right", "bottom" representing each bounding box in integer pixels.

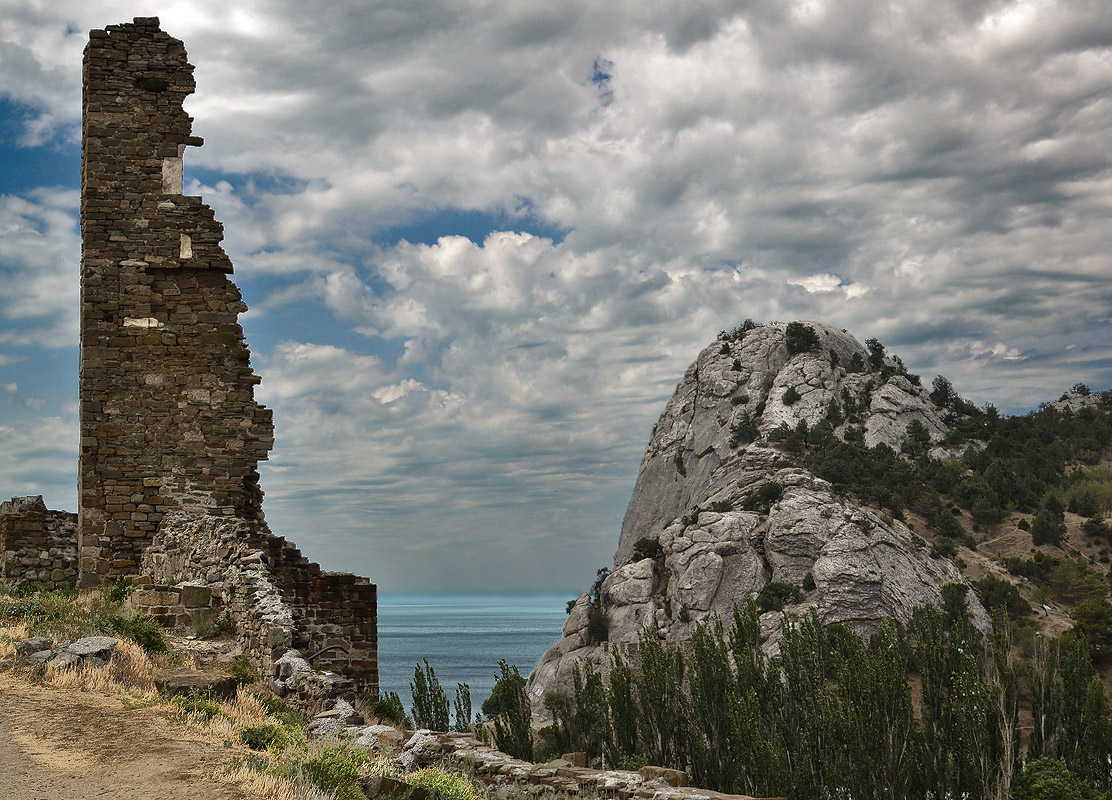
[{"left": 530, "top": 320, "right": 1112, "bottom": 698}]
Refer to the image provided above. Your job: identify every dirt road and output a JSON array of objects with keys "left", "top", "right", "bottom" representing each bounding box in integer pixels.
[{"left": 0, "top": 672, "right": 263, "bottom": 799}]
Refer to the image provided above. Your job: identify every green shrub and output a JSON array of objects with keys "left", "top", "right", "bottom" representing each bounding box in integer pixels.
[
  {"left": 972, "top": 574, "right": 1030, "bottom": 620},
  {"left": 1069, "top": 599, "right": 1112, "bottom": 663},
  {"left": 300, "top": 743, "right": 370, "bottom": 800},
  {"left": 930, "top": 540, "right": 957, "bottom": 559},
  {"left": 453, "top": 683, "right": 472, "bottom": 732},
  {"left": 1050, "top": 558, "right": 1108, "bottom": 603},
  {"left": 782, "top": 386, "right": 802, "bottom": 406},
  {"left": 1081, "top": 516, "right": 1111, "bottom": 539},
  {"left": 756, "top": 581, "right": 802, "bottom": 613},
  {"left": 1004, "top": 551, "right": 1056, "bottom": 584},
  {"left": 1031, "top": 507, "right": 1065, "bottom": 546},
  {"left": 239, "top": 722, "right": 286, "bottom": 751},
  {"left": 488, "top": 661, "right": 533, "bottom": 761},
  {"left": 740, "top": 482, "right": 783, "bottom": 512},
  {"left": 632, "top": 537, "right": 664, "bottom": 561},
  {"left": 411, "top": 660, "right": 450, "bottom": 731},
  {"left": 106, "top": 611, "right": 169, "bottom": 654},
  {"left": 865, "top": 337, "right": 886, "bottom": 370},
  {"left": 170, "top": 689, "right": 227, "bottom": 721},
  {"left": 673, "top": 449, "right": 687, "bottom": 476},
  {"left": 587, "top": 605, "right": 609, "bottom": 643},
  {"left": 105, "top": 577, "right": 134, "bottom": 604},
  {"left": 785, "top": 322, "right": 820, "bottom": 354},
  {"left": 1015, "top": 757, "right": 1106, "bottom": 800},
  {"left": 230, "top": 655, "right": 257, "bottom": 686},
  {"left": 728, "top": 413, "right": 758, "bottom": 448},
  {"left": 370, "top": 691, "right": 411, "bottom": 727},
  {"left": 409, "top": 767, "right": 481, "bottom": 800}
]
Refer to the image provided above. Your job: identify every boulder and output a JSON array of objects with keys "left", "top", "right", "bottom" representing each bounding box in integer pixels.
[
  {"left": 16, "top": 636, "right": 54, "bottom": 656},
  {"left": 67, "top": 636, "right": 118, "bottom": 659},
  {"left": 355, "top": 724, "right": 406, "bottom": 749},
  {"left": 639, "top": 765, "right": 687, "bottom": 787}
]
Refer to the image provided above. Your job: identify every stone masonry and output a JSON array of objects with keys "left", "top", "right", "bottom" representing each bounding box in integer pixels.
[
  {"left": 80, "top": 17, "right": 272, "bottom": 583},
  {"left": 72, "top": 17, "right": 377, "bottom": 699},
  {"left": 0, "top": 497, "right": 77, "bottom": 589}
]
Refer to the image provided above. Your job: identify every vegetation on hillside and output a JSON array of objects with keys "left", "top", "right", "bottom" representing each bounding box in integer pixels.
[
  {"left": 534, "top": 600, "right": 1112, "bottom": 800},
  {"left": 0, "top": 582, "right": 483, "bottom": 800}
]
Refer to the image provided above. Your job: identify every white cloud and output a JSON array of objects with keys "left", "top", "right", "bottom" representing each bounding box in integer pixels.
[
  {"left": 0, "top": 414, "right": 78, "bottom": 510},
  {"left": 0, "top": 189, "right": 80, "bottom": 350},
  {"left": 1, "top": 0, "right": 1111, "bottom": 590}
]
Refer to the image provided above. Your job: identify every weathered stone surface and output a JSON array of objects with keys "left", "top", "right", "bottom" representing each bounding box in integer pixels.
[
  {"left": 16, "top": 637, "right": 54, "bottom": 656},
  {"left": 25, "top": 650, "right": 54, "bottom": 667},
  {"left": 179, "top": 583, "right": 212, "bottom": 608},
  {"left": 362, "top": 775, "right": 430, "bottom": 800},
  {"left": 639, "top": 766, "right": 687, "bottom": 787},
  {"left": 72, "top": 17, "right": 378, "bottom": 703},
  {"left": 527, "top": 322, "right": 988, "bottom": 700},
  {"left": 49, "top": 651, "right": 84, "bottom": 670},
  {"left": 67, "top": 636, "right": 118, "bottom": 659},
  {"left": 355, "top": 724, "right": 407, "bottom": 749},
  {"left": 154, "top": 668, "right": 237, "bottom": 701},
  {"left": 0, "top": 499, "right": 76, "bottom": 588}
]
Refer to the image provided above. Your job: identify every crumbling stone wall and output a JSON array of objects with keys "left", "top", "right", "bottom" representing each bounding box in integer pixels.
[
  {"left": 0, "top": 497, "right": 78, "bottom": 588},
  {"left": 77, "top": 17, "right": 377, "bottom": 699},
  {"left": 141, "top": 512, "right": 378, "bottom": 696},
  {"left": 80, "top": 17, "right": 273, "bottom": 583}
]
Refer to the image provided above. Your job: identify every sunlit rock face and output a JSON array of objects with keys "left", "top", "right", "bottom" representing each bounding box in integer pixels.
[{"left": 528, "top": 321, "right": 986, "bottom": 702}]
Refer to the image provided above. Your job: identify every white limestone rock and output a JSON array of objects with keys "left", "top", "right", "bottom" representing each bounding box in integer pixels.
[{"left": 526, "top": 322, "right": 987, "bottom": 702}]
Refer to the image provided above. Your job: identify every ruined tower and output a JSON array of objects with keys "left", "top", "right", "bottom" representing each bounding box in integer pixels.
[
  {"left": 79, "top": 18, "right": 273, "bottom": 584},
  {"left": 77, "top": 18, "right": 377, "bottom": 698}
]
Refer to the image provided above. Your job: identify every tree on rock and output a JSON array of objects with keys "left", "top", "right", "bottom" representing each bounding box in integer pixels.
[{"left": 785, "top": 322, "right": 820, "bottom": 354}]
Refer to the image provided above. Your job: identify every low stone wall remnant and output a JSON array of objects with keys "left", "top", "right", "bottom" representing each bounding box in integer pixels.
[{"left": 0, "top": 497, "right": 78, "bottom": 589}]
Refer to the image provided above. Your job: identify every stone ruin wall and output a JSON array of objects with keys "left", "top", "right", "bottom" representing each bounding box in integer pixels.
[
  {"left": 141, "top": 512, "right": 377, "bottom": 696},
  {"left": 80, "top": 17, "right": 272, "bottom": 583},
  {"left": 0, "top": 497, "right": 77, "bottom": 589},
  {"left": 64, "top": 17, "right": 378, "bottom": 699}
]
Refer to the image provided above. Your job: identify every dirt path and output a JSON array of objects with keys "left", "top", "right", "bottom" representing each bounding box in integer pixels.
[{"left": 0, "top": 672, "right": 265, "bottom": 800}]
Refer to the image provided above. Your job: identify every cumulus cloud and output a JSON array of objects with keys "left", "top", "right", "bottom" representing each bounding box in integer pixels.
[
  {"left": 0, "top": 188, "right": 80, "bottom": 350},
  {"left": 1, "top": 0, "right": 1111, "bottom": 589},
  {"left": 0, "top": 413, "right": 78, "bottom": 510}
]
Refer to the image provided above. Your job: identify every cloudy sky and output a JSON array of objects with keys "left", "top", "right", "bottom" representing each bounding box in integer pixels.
[{"left": 1, "top": 0, "right": 1110, "bottom": 593}]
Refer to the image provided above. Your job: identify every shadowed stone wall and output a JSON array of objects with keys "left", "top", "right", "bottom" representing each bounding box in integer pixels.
[
  {"left": 75, "top": 17, "right": 377, "bottom": 699},
  {"left": 80, "top": 17, "right": 273, "bottom": 584},
  {"left": 0, "top": 497, "right": 77, "bottom": 589}
]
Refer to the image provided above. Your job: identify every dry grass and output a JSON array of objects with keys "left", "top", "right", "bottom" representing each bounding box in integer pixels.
[
  {"left": 220, "top": 767, "right": 335, "bottom": 800},
  {"left": 2, "top": 585, "right": 478, "bottom": 800},
  {"left": 46, "top": 637, "right": 158, "bottom": 696}
]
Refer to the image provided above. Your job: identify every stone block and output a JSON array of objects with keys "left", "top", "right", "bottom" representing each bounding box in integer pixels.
[
  {"left": 179, "top": 583, "right": 211, "bottom": 607},
  {"left": 154, "top": 668, "right": 237, "bottom": 701},
  {"left": 638, "top": 766, "right": 687, "bottom": 787},
  {"left": 562, "top": 752, "right": 587, "bottom": 767}
]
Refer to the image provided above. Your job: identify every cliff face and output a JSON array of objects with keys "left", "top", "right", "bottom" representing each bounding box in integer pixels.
[{"left": 528, "top": 321, "right": 987, "bottom": 700}]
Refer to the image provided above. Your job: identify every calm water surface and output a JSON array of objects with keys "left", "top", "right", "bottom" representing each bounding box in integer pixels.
[{"left": 377, "top": 593, "right": 567, "bottom": 717}]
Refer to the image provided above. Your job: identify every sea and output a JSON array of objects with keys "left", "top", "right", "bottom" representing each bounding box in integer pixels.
[{"left": 376, "top": 593, "right": 568, "bottom": 718}]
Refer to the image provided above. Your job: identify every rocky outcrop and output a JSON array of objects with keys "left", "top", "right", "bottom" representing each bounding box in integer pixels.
[
  {"left": 7, "top": 636, "right": 119, "bottom": 671},
  {"left": 529, "top": 322, "right": 986, "bottom": 700}
]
